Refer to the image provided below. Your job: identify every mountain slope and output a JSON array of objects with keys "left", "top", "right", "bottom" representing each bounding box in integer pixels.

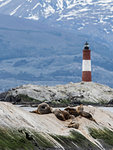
[
  {"left": 0, "top": 0, "right": 113, "bottom": 34},
  {"left": 0, "top": 0, "right": 113, "bottom": 90},
  {"left": 0, "top": 14, "right": 113, "bottom": 91}
]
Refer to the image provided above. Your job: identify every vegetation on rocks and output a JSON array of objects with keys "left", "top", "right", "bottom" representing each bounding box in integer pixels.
[
  {"left": 9, "top": 94, "right": 41, "bottom": 105},
  {"left": 89, "top": 128, "right": 113, "bottom": 149},
  {"left": 51, "top": 130, "right": 99, "bottom": 150},
  {"left": 16, "top": 94, "right": 41, "bottom": 103},
  {"left": 0, "top": 128, "right": 55, "bottom": 150},
  {"left": 0, "top": 128, "right": 101, "bottom": 150}
]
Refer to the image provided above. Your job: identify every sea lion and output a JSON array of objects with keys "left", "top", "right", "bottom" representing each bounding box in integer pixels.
[
  {"left": 76, "top": 104, "right": 84, "bottom": 114},
  {"left": 68, "top": 121, "right": 79, "bottom": 129},
  {"left": 63, "top": 110, "right": 71, "bottom": 120},
  {"left": 81, "top": 111, "right": 98, "bottom": 124},
  {"left": 53, "top": 109, "right": 71, "bottom": 121},
  {"left": 76, "top": 105, "right": 98, "bottom": 124},
  {"left": 65, "top": 104, "right": 84, "bottom": 117},
  {"left": 31, "top": 109, "right": 39, "bottom": 114},
  {"left": 64, "top": 106, "right": 79, "bottom": 117},
  {"left": 31, "top": 103, "right": 52, "bottom": 114}
]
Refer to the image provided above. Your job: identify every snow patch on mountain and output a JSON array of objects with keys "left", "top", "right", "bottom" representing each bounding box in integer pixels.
[
  {"left": 10, "top": 4, "right": 22, "bottom": 16},
  {"left": 32, "top": 3, "right": 41, "bottom": 10},
  {"left": 0, "top": 0, "right": 11, "bottom": 8},
  {"left": 25, "top": 14, "right": 39, "bottom": 20},
  {"left": 56, "top": 0, "right": 64, "bottom": 10},
  {"left": 44, "top": 5, "right": 55, "bottom": 18}
]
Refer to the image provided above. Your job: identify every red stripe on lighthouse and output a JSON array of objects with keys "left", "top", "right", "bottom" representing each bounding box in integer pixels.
[
  {"left": 83, "top": 50, "right": 91, "bottom": 60},
  {"left": 82, "top": 42, "right": 92, "bottom": 82},
  {"left": 82, "top": 71, "right": 91, "bottom": 82}
]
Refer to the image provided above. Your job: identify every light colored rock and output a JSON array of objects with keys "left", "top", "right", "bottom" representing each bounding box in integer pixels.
[
  {"left": 5, "top": 82, "right": 113, "bottom": 103},
  {"left": 0, "top": 102, "right": 113, "bottom": 149}
]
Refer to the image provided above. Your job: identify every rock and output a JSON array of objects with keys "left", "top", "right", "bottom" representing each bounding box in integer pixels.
[
  {"left": 108, "top": 99, "right": 113, "bottom": 104},
  {"left": 0, "top": 82, "right": 113, "bottom": 105},
  {"left": 0, "top": 91, "right": 8, "bottom": 101},
  {"left": 0, "top": 102, "right": 113, "bottom": 149},
  {"left": 4, "top": 95, "right": 21, "bottom": 103}
]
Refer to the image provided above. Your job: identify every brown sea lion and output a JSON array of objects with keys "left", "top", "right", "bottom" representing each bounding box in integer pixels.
[
  {"left": 64, "top": 106, "right": 79, "bottom": 117},
  {"left": 76, "top": 105, "right": 98, "bottom": 124},
  {"left": 53, "top": 109, "right": 71, "bottom": 121},
  {"left": 76, "top": 104, "right": 84, "bottom": 114},
  {"left": 30, "top": 103, "right": 52, "bottom": 114},
  {"left": 31, "top": 109, "right": 39, "bottom": 114},
  {"left": 81, "top": 111, "right": 98, "bottom": 124},
  {"left": 65, "top": 104, "right": 84, "bottom": 117},
  {"left": 68, "top": 121, "right": 79, "bottom": 129},
  {"left": 63, "top": 110, "right": 71, "bottom": 120}
]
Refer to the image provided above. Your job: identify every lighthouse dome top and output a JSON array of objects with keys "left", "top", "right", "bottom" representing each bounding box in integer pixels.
[{"left": 84, "top": 42, "right": 89, "bottom": 50}]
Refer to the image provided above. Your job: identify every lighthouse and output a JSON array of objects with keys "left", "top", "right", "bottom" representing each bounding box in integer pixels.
[{"left": 82, "top": 42, "right": 92, "bottom": 82}]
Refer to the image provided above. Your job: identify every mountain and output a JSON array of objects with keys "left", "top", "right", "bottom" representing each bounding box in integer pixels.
[
  {"left": 0, "top": 0, "right": 113, "bottom": 91},
  {"left": 0, "top": 0, "right": 113, "bottom": 34}
]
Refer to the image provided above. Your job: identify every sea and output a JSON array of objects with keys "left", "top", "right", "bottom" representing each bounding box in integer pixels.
[{"left": 17, "top": 105, "right": 113, "bottom": 113}]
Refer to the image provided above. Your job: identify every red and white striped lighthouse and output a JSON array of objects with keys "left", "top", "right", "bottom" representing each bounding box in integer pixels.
[{"left": 82, "top": 42, "right": 92, "bottom": 82}]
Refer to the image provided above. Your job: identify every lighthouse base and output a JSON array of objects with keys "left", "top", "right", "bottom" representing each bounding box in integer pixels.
[{"left": 82, "top": 71, "right": 91, "bottom": 82}]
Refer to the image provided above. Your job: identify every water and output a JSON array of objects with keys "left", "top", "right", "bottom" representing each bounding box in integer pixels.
[
  {"left": 17, "top": 105, "right": 37, "bottom": 112},
  {"left": 17, "top": 105, "right": 113, "bottom": 113},
  {"left": 99, "top": 107, "right": 113, "bottom": 113}
]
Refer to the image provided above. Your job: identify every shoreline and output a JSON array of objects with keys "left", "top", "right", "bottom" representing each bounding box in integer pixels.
[
  {"left": 16, "top": 104, "right": 113, "bottom": 114},
  {"left": 14, "top": 101, "right": 113, "bottom": 108}
]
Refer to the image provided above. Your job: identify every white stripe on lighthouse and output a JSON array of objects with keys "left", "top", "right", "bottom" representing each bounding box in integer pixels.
[{"left": 82, "top": 60, "right": 91, "bottom": 71}]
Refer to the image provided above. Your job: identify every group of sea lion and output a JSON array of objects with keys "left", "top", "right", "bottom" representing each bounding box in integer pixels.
[{"left": 31, "top": 103, "right": 98, "bottom": 129}]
